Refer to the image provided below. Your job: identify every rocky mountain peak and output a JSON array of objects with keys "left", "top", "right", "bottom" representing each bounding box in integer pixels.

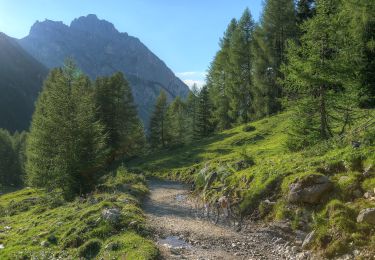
[
  {"left": 70, "top": 14, "right": 118, "bottom": 36},
  {"left": 29, "top": 19, "right": 68, "bottom": 37}
]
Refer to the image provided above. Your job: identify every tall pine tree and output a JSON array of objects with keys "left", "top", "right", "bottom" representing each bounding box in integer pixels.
[
  {"left": 207, "top": 19, "right": 237, "bottom": 130},
  {"left": 228, "top": 8, "right": 255, "bottom": 123},
  {"left": 195, "top": 86, "right": 213, "bottom": 139},
  {"left": 26, "top": 60, "right": 107, "bottom": 199},
  {"left": 149, "top": 91, "right": 168, "bottom": 148},
  {"left": 282, "top": 0, "right": 360, "bottom": 149},
  {"left": 165, "top": 96, "right": 188, "bottom": 145},
  {"left": 186, "top": 85, "right": 199, "bottom": 141},
  {"left": 94, "top": 72, "right": 145, "bottom": 160},
  {"left": 253, "top": 0, "right": 297, "bottom": 116}
]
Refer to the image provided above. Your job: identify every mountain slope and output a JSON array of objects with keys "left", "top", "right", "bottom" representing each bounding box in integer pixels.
[
  {"left": 0, "top": 33, "right": 48, "bottom": 132},
  {"left": 130, "top": 111, "right": 375, "bottom": 258},
  {"left": 18, "top": 14, "right": 190, "bottom": 123}
]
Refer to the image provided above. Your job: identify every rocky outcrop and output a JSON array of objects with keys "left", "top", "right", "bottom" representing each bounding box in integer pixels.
[
  {"left": 357, "top": 208, "right": 375, "bottom": 225},
  {"left": 288, "top": 174, "right": 333, "bottom": 204},
  {"left": 102, "top": 208, "right": 121, "bottom": 223},
  {"left": 18, "top": 14, "right": 190, "bottom": 124}
]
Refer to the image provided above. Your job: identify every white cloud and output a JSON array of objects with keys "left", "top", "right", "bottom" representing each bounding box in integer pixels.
[
  {"left": 183, "top": 79, "right": 205, "bottom": 89},
  {"left": 176, "top": 71, "right": 206, "bottom": 78},
  {"left": 176, "top": 71, "right": 206, "bottom": 90}
]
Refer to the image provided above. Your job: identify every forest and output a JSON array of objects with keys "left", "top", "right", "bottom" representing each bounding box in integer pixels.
[{"left": 0, "top": 0, "right": 374, "bottom": 259}]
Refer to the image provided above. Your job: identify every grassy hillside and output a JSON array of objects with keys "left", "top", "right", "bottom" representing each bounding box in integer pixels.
[
  {"left": 0, "top": 167, "right": 158, "bottom": 259},
  {"left": 130, "top": 111, "right": 375, "bottom": 257}
]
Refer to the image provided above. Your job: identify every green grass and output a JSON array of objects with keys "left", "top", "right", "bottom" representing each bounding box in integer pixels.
[
  {"left": 130, "top": 110, "right": 375, "bottom": 257},
  {"left": 0, "top": 167, "right": 158, "bottom": 260}
]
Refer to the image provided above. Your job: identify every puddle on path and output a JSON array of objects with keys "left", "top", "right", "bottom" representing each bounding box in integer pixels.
[
  {"left": 158, "top": 236, "right": 192, "bottom": 250},
  {"left": 175, "top": 194, "right": 187, "bottom": 202}
]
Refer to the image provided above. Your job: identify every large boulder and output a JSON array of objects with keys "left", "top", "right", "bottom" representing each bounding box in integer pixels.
[
  {"left": 357, "top": 208, "right": 375, "bottom": 225},
  {"left": 288, "top": 174, "right": 333, "bottom": 204},
  {"left": 101, "top": 208, "right": 121, "bottom": 223}
]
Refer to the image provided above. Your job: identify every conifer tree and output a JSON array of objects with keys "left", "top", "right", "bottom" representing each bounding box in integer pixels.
[
  {"left": 207, "top": 19, "right": 237, "bottom": 130},
  {"left": 94, "top": 72, "right": 145, "bottom": 160},
  {"left": 253, "top": 0, "right": 297, "bottom": 116},
  {"left": 165, "top": 96, "right": 188, "bottom": 145},
  {"left": 195, "top": 86, "right": 213, "bottom": 138},
  {"left": 228, "top": 8, "right": 255, "bottom": 123},
  {"left": 186, "top": 85, "right": 199, "bottom": 141},
  {"left": 149, "top": 91, "right": 168, "bottom": 148},
  {"left": 296, "top": 0, "right": 316, "bottom": 25},
  {"left": 342, "top": 0, "right": 375, "bottom": 108},
  {"left": 26, "top": 60, "right": 107, "bottom": 199},
  {"left": 282, "top": 0, "right": 360, "bottom": 149},
  {"left": 0, "top": 129, "right": 23, "bottom": 186}
]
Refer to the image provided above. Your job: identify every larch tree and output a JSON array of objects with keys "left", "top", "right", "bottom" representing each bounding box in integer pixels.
[
  {"left": 94, "top": 72, "right": 145, "bottom": 161},
  {"left": 149, "top": 91, "right": 168, "bottom": 148},
  {"left": 195, "top": 86, "right": 213, "bottom": 139},
  {"left": 165, "top": 96, "right": 188, "bottom": 145},
  {"left": 228, "top": 8, "right": 255, "bottom": 123},
  {"left": 253, "top": 0, "right": 297, "bottom": 116},
  {"left": 0, "top": 129, "right": 23, "bottom": 186},
  {"left": 282, "top": 0, "right": 360, "bottom": 150},
  {"left": 207, "top": 19, "right": 237, "bottom": 130},
  {"left": 26, "top": 60, "right": 107, "bottom": 199},
  {"left": 186, "top": 85, "right": 199, "bottom": 141}
]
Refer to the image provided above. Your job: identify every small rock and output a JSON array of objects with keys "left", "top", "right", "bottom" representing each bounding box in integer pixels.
[
  {"left": 357, "top": 208, "right": 375, "bottom": 224},
  {"left": 129, "top": 220, "right": 138, "bottom": 227},
  {"left": 105, "top": 242, "right": 119, "bottom": 251},
  {"left": 102, "top": 208, "right": 121, "bottom": 223},
  {"left": 296, "top": 251, "right": 311, "bottom": 260},
  {"left": 4, "top": 226, "right": 11, "bottom": 230},
  {"left": 338, "top": 254, "right": 353, "bottom": 260},
  {"left": 302, "top": 230, "right": 315, "bottom": 249},
  {"left": 291, "top": 246, "right": 298, "bottom": 254},
  {"left": 364, "top": 190, "right": 375, "bottom": 199},
  {"left": 0, "top": 244, "right": 4, "bottom": 249},
  {"left": 40, "top": 240, "right": 49, "bottom": 247}
]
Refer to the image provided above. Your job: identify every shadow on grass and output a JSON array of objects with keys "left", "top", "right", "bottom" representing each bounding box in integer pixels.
[{"left": 129, "top": 132, "right": 237, "bottom": 171}]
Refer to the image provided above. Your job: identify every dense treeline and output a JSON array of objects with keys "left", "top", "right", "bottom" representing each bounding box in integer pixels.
[
  {"left": 150, "top": 0, "right": 374, "bottom": 150},
  {"left": 0, "top": 129, "right": 26, "bottom": 188},
  {"left": 24, "top": 60, "right": 145, "bottom": 199}
]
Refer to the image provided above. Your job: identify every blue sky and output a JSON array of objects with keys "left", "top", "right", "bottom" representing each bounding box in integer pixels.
[{"left": 0, "top": 0, "right": 263, "bottom": 88}]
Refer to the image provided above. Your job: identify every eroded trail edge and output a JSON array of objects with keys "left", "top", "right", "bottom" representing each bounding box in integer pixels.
[{"left": 143, "top": 180, "right": 309, "bottom": 260}]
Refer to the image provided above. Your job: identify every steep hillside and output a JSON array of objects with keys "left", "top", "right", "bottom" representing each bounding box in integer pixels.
[
  {"left": 0, "top": 33, "right": 48, "bottom": 132},
  {"left": 18, "top": 14, "right": 190, "bottom": 123},
  {"left": 0, "top": 167, "right": 158, "bottom": 259},
  {"left": 130, "top": 111, "right": 375, "bottom": 258}
]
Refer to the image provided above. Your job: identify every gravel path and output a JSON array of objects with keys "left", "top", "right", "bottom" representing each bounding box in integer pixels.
[{"left": 143, "top": 180, "right": 310, "bottom": 260}]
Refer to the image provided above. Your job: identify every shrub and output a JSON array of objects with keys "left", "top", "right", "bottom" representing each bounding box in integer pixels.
[
  {"left": 78, "top": 239, "right": 102, "bottom": 259},
  {"left": 242, "top": 125, "right": 256, "bottom": 132}
]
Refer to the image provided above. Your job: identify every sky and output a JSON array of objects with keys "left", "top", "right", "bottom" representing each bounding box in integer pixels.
[{"left": 0, "top": 0, "right": 263, "bottom": 88}]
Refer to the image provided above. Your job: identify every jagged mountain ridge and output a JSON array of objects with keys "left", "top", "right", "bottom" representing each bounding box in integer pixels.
[
  {"left": 0, "top": 33, "right": 48, "bottom": 132},
  {"left": 18, "top": 14, "right": 190, "bottom": 123}
]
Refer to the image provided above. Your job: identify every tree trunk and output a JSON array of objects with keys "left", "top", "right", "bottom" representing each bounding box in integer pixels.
[{"left": 319, "top": 85, "right": 329, "bottom": 139}]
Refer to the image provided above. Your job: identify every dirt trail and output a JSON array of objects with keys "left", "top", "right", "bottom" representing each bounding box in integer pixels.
[{"left": 143, "top": 180, "right": 307, "bottom": 260}]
